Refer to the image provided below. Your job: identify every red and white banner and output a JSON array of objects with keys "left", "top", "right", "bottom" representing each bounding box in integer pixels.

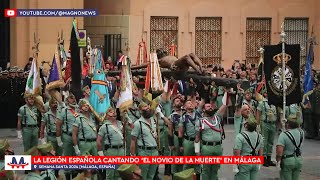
[{"left": 32, "top": 156, "right": 263, "bottom": 165}]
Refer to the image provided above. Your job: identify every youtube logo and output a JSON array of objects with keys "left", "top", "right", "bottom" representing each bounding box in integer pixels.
[{"left": 4, "top": 9, "right": 17, "bottom": 17}]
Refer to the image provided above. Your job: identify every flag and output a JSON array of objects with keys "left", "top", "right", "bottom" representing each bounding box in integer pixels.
[
  {"left": 137, "top": 40, "right": 147, "bottom": 65},
  {"left": 25, "top": 58, "right": 41, "bottom": 95},
  {"left": 264, "top": 44, "right": 301, "bottom": 106},
  {"left": 70, "top": 18, "right": 82, "bottom": 102},
  {"left": 117, "top": 56, "right": 133, "bottom": 113},
  {"left": 89, "top": 49, "right": 111, "bottom": 122},
  {"left": 46, "top": 49, "right": 65, "bottom": 90},
  {"left": 302, "top": 43, "right": 314, "bottom": 107}
]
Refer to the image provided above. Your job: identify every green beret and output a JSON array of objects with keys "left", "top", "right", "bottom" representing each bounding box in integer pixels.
[
  {"left": 9, "top": 69, "right": 16, "bottom": 73},
  {"left": 287, "top": 114, "right": 298, "bottom": 122},
  {"left": 78, "top": 99, "right": 90, "bottom": 107},
  {"left": 37, "top": 143, "right": 54, "bottom": 156},
  {"left": 24, "top": 146, "right": 38, "bottom": 156},
  {"left": 173, "top": 168, "right": 195, "bottom": 180},
  {"left": 243, "top": 114, "right": 257, "bottom": 125},
  {"left": 0, "top": 139, "right": 9, "bottom": 156},
  {"left": 117, "top": 164, "right": 136, "bottom": 179}
]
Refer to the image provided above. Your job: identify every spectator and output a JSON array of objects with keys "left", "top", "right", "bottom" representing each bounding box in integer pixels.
[
  {"left": 106, "top": 56, "right": 114, "bottom": 70},
  {"left": 24, "top": 57, "right": 33, "bottom": 72}
]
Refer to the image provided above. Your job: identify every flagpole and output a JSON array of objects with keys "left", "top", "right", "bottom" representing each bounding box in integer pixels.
[{"left": 280, "top": 22, "right": 286, "bottom": 131}]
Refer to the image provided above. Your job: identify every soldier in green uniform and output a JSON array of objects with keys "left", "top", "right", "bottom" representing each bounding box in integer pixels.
[
  {"left": 179, "top": 99, "right": 201, "bottom": 175},
  {"left": 130, "top": 102, "right": 159, "bottom": 180},
  {"left": 195, "top": 90, "right": 228, "bottom": 180},
  {"left": 168, "top": 97, "right": 184, "bottom": 175},
  {"left": 40, "top": 98, "right": 63, "bottom": 156},
  {"left": 276, "top": 114, "right": 304, "bottom": 180},
  {"left": 256, "top": 94, "right": 277, "bottom": 167},
  {"left": 282, "top": 104, "right": 303, "bottom": 127},
  {"left": 0, "top": 139, "right": 17, "bottom": 180},
  {"left": 56, "top": 93, "right": 79, "bottom": 180},
  {"left": 72, "top": 99, "right": 98, "bottom": 156},
  {"left": 37, "top": 143, "right": 58, "bottom": 180},
  {"left": 97, "top": 108, "right": 124, "bottom": 179},
  {"left": 233, "top": 108, "right": 263, "bottom": 180},
  {"left": 117, "top": 164, "right": 142, "bottom": 180},
  {"left": 17, "top": 94, "right": 40, "bottom": 151},
  {"left": 56, "top": 93, "right": 78, "bottom": 155}
]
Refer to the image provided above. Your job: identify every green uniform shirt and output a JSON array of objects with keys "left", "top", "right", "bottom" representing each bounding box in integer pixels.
[
  {"left": 179, "top": 111, "right": 201, "bottom": 138},
  {"left": 23, "top": 172, "right": 42, "bottom": 180},
  {"left": 57, "top": 106, "right": 79, "bottom": 134},
  {"left": 131, "top": 117, "right": 157, "bottom": 147},
  {"left": 277, "top": 128, "right": 304, "bottom": 156},
  {"left": 40, "top": 169, "right": 57, "bottom": 180},
  {"left": 195, "top": 113, "right": 223, "bottom": 142},
  {"left": 41, "top": 109, "right": 59, "bottom": 134},
  {"left": 234, "top": 131, "right": 264, "bottom": 156},
  {"left": 98, "top": 120, "right": 124, "bottom": 146},
  {"left": 73, "top": 113, "right": 97, "bottom": 140},
  {"left": 285, "top": 104, "right": 303, "bottom": 124},
  {"left": 257, "top": 99, "right": 277, "bottom": 122},
  {"left": 126, "top": 101, "right": 141, "bottom": 124},
  {"left": 17, "top": 105, "right": 39, "bottom": 125}
]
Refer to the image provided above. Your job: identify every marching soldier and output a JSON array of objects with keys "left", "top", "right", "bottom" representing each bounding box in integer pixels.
[
  {"left": 256, "top": 93, "right": 277, "bottom": 167},
  {"left": 56, "top": 93, "right": 79, "bottom": 180},
  {"left": 276, "top": 114, "right": 304, "bottom": 180},
  {"left": 194, "top": 90, "right": 228, "bottom": 180},
  {"left": 72, "top": 99, "right": 98, "bottom": 156},
  {"left": 130, "top": 102, "right": 159, "bottom": 180},
  {"left": 233, "top": 107, "right": 263, "bottom": 180},
  {"left": 17, "top": 94, "right": 40, "bottom": 151},
  {"left": 40, "top": 98, "right": 63, "bottom": 156},
  {"left": 0, "top": 139, "right": 17, "bottom": 180},
  {"left": 168, "top": 97, "right": 184, "bottom": 174},
  {"left": 97, "top": 108, "right": 124, "bottom": 179},
  {"left": 117, "top": 164, "right": 142, "bottom": 180}
]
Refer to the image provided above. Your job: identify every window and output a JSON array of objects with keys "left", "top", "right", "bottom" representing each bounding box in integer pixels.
[
  {"left": 246, "top": 18, "right": 272, "bottom": 65},
  {"left": 150, "top": 16, "right": 178, "bottom": 56},
  {"left": 284, "top": 18, "right": 309, "bottom": 65},
  {"left": 104, "top": 34, "right": 121, "bottom": 63},
  {"left": 195, "top": 17, "right": 222, "bottom": 65}
]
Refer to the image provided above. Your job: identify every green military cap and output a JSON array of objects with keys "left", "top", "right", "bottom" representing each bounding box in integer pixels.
[
  {"left": 287, "top": 114, "right": 298, "bottom": 122},
  {"left": 37, "top": 143, "right": 54, "bottom": 156},
  {"left": 0, "top": 139, "right": 10, "bottom": 156},
  {"left": 244, "top": 89, "right": 251, "bottom": 94},
  {"left": 23, "top": 92, "right": 34, "bottom": 99},
  {"left": 2, "top": 70, "right": 8, "bottom": 75},
  {"left": 173, "top": 168, "right": 195, "bottom": 180},
  {"left": 78, "top": 99, "right": 90, "bottom": 107},
  {"left": 24, "top": 146, "right": 39, "bottom": 156},
  {"left": 17, "top": 68, "right": 24, "bottom": 73},
  {"left": 82, "top": 85, "right": 90, "bottom": 92},
  {"left": 243, "top": 114, "right": 257, "bottom": 125},
  {"left": 9, "top": 68, "right": 16, "bottom": 73},
  {"left": 117, "top": 164, "right": 136, "bottom": 179}
]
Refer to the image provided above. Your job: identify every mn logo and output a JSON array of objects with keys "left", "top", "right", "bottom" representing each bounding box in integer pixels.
[{"left": 5, "top": 155, "right": 31, "bottom": 170}]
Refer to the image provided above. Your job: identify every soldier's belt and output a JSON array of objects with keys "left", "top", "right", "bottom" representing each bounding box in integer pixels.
[
  {"left": 184, "top": 136, "right": 195, "bottom": 141},
  {"left": 282, "top": 154, "right": 300, "bottom": 159},
  {"left": 138, "top": 146, "right": 157, "bottom": 150},
  {"left": 47, "top": 132, "right": 56, "bottom": 136},
  {"left": 79, "top": 138, "right": 96, "bottom": 142},
  {"left": 105, "top": 145, "right": 123, "bottom": 149},
  {"left": 202, "top": 140, "right": 222, "bottom": 146},
  {"left": 63, "top": 131, "right": 72, "bottom": 136},
  {"left": 22, "top": 124, "right": 37, "bottom": 128}
]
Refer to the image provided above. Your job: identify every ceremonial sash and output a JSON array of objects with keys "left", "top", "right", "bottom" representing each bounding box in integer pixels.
[
  {"left": 201, "top": 116, "right": 222, "bottom": 133},
  {"left": 139, "top": 120, "right": 157, "bottom": 140},
  {"left": 27, "top": 107, "right": 38, "bottom": 122},
  {"left": 82, "top": 116, "right": 97, "bottom": 133},
  {"left": 109, "top": 124, "right": 123, "bottom": 140},
  {"left": 68, "top": 108, "right": 79, "bottom": 118}
]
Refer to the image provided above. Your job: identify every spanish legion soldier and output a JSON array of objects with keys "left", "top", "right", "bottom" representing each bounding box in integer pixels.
[
  {"left": 40, "top": 98, "right": 63, "bottom": 156},
  {"left": 56, "top": 93, "right": 79, "bottom": 155},
  {"left": 194, "top": 89, "right": 228, "bottom": 180},
  {"left": 23, "top": 146, "right": 42, "bottom": 179},
  {"left": 72, "top": 99, "right": 98, "bottom": 156},
  {"left": 309, "top": 82, "right": 320, "bottom": 140},
  {"left": 256, "top": 93, "right": 277, "bottom": 166},
  {"left": 117, "top": 164, "right": 143, "bottom": 180},
  {"left": 276, "top": 114, "right": 304, "bottom": 180},
  {"left": 17, "top": 94, "right": 40, "bottom": 151},
  {"left": 37, "top": 143, "right": 58, "bottom": 180},
  {"left": 168, "top": 96, "right": 184, "bottom": 174},
  {"left": 283, "top": 104, "right": 303, "bottom": 126},
  {"left": 80, "top": 85, "right": 90, "bottom": 102},
  {"left": 130, "top": 102, "right": 159, "bottom": 180},
  {"left": 97, "top": 108, "right": 124, "bottom": 179},
  {"left": 0, "top": 139, "right": 17, "bottom": 180},
  {"left": 233, "top": 108, "right": 263, "bottom": 180}
]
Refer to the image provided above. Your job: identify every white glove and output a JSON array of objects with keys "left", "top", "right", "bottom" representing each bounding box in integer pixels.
[
  {"left": 233, "top": 165, "right": 239, "bottom": 173},
  {"left": 40, "top": 138, "right": 47, "bottom": 144},
  {"left": 276, "top": 161, "right": 281, "bottom": 171},
  {"left": 73, "top": 145, "right": 81, "bottom": 155},
  {"left": 17, "top": 130, "right": 22, "bottom": 139},
  {"left": 98, "top": 151, "right": 104, "bottom": 156},
  {"left": 56, "top": 136, "right": 63, "bottom": 147}
]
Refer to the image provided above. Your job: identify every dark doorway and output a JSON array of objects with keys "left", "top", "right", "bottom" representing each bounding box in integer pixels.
[
  {"left": 0, "top": 0, "right": 10, "bottom": 70},
  {"left": 104, "top": 34, "right": 121, "bottom": 64}
]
